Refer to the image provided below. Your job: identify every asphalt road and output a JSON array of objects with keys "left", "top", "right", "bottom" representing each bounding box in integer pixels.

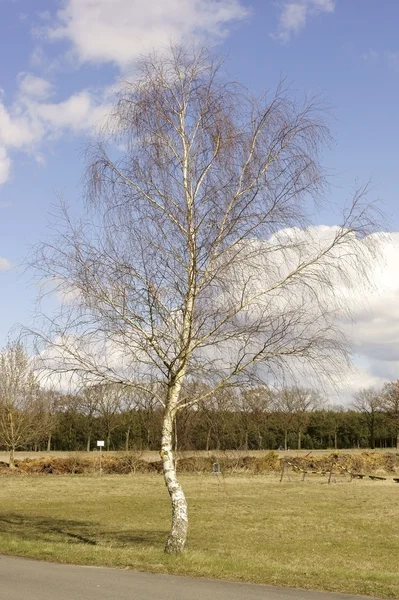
[{"left": 0, "top": 555, "right": 381, "bottom": 600}]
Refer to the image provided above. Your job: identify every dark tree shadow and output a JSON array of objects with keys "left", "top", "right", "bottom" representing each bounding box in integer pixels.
[{"left": 0, "top": 513, "right": 166, "bottom": 548}]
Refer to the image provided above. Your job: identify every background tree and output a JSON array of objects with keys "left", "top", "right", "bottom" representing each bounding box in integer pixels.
[
  {"left": 118, "top": 388, "right": 141, "bottom": 452},
  {"left": 309, "top": 405, "right": 344, "bottom": 449},
  {"left": 293, "top": 387, "right": 323, "bottom": 450},
  {"left": 381, "top": 381, "right": 399, "bottom": 449},
  {"left": 31, "top": 45, "right": 380, "bottom": 553},
  {"left": 87, "top": 384, "right": 123, "bottom": 451},
  {"left": 352, "top": 387, "right": 384, "bottom": 449},
  {"left": 272, "top": 387, "right": 322, "bottom": 450},
  {"left": 76, "top": 388, "right": 99, "bottom": 452},
  {"left": 237, "top": 386, "right": 272, "bottom": 450},
  {"left": 0, "top": 341, "right": 44, "bottom": 467},
  {"left": 39, "top": 388, "right": 64, "bottom": 452},
  {"left": 133, "top": 385, "right": 163, "bottom": 451},
  {"left": 272, "top": 388, "right": 294, "bottom": 450}
]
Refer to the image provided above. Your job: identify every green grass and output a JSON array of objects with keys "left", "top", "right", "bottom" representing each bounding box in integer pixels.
[{"left": 0, "top": 474, "right": 398, "bottom": 597}]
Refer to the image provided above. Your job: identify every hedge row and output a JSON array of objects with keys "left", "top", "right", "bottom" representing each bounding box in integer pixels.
[
  {"left": 284, "top": 451, "right": 399, "bottom": 474},
  {"left": 1, "top": 451, "right": 399, "bottom": 475},
  {"left": 0, "top": 452, "right": 280, "bottom": 475}
]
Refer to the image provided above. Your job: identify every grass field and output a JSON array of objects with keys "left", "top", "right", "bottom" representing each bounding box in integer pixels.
[{"left": 0, "top": 474, "right": 398, "bottom": 597}]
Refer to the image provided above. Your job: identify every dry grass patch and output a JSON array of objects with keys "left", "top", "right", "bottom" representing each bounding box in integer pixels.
[{"left": 0, "top": 474, "right": 398, "bottom": 597}]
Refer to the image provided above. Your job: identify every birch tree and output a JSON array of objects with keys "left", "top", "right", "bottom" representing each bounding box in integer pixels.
[{"left": 31, "top": 45, "right": 381, "bottom": 552}]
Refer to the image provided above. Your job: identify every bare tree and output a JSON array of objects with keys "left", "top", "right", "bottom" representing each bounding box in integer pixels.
[
  {"left": 352, "top": 387, "right": 384, "bottom": 449},
  {"left": 283, "top": 387, "right": 323, "bottom": 450},
  {"left": 380, "top": 381, "right": 399, "bottom": 449},
  {"left": 236, "top": 386, "right": 272, "bottom": 450},
  {"left": 39, "top": 388, "right": 63, "bottom": 452},
  {"left": 272, "top": 390, "right": 292, "bottom": 451},
  {"left": 130, "top": 384, "right": 163, "bottom": 451},
  {"left": 199, "top": 387, "right": 235, "bottom": 451},
  {"left": 76, "top": 388, "right": 99, "bottom": 452},
  {"left": 88, "top": 383, "right": 123, "bottom": 450},
  {"left": 30, "top": 45, "right": 381, "bottom": 552},
  {"left": 0, "top": 341, "right": 44, "bottom": 467}
]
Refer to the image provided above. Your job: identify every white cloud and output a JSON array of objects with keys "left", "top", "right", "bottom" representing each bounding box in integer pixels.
[
  {"left": 33, "top": 91, "right": 110, "bottom": 133},
  {"left": 342, "top": 233, "right": 399, "bottom": 360},
  {"left": 273, "top": 0, "right": 335, "bottom": 43},
  {"left": 17, "top": 73, "right": 54, "bottom": 100},
  {"left": 0, "top": 75, "right": 111, "bottom": 184},
  {"left": 0, "top": 102, "right": 39, "bottom": 148},
  {"left": 45, "top": 0, "right": 250, "bottom": 68},
  {"left": 0, "top": 257, "right": 12, "bottom": 271}
]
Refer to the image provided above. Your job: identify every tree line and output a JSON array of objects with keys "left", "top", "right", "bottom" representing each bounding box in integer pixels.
[{"left": 1, "top": 342, "right": 399, "bottom": 459}]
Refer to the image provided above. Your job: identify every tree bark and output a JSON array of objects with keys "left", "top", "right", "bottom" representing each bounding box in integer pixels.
[
  {"left": 206, "top": 428, "right": 211, "bottom": 454},
  {"left": 47, "top": 433, "right": 52, "bottom": 452},
  {"left": 86, "top": 433, "right": 91, "bottom": 452},
  {"left": 284, "top": 429, "right": 288, "bottom": 451},
  {"left": 161, "top": 408, "right": 188, "bottom": 554},
  {"left": 297, "top": 429, "right": 302, "bottom": 450},
  {"left": 370, "top": 419, "right": 375, "bottom": 449},
  {"left": 125, "top": 428, "right": 130, "bottom": 452}
]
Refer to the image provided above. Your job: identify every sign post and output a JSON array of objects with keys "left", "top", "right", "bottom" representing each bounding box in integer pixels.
[{"left": 97, "top": 441, "right": 104, "bottom": 475}]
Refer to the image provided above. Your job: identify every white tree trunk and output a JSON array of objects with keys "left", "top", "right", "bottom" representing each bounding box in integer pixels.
[{"left": 161, "top": 408, "right": 188, "bottom": 554}]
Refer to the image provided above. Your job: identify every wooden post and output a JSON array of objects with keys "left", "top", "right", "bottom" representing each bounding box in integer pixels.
[
  {"left": 280, "top": 460, "right": 285, "bottom": 483},
  {"left": 328, "top": 461, "right": 335, "bottom": 484}
]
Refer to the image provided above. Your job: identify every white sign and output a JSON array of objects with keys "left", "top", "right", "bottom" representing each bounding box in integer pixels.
[{"left": 97, "top": 441, "right": 105, "bottom": 447}]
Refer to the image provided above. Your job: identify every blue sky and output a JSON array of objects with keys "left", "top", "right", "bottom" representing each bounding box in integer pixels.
[{"left": 1, "top": 0, "right": 399, "bottom": 398}]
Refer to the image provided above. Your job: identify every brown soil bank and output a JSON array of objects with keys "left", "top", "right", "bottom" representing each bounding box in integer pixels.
[{"left": 0, "top": 451, "right": 399, "bottom": 476}]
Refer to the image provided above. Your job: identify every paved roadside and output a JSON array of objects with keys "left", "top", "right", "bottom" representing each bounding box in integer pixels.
[{"left": 0, "top": 555, "right": 382, "bottom": 600}]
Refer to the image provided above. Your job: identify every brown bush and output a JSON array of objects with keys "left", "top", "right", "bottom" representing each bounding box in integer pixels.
[{"left": 1, "top": 450, "right": 399, "bottom": 476}]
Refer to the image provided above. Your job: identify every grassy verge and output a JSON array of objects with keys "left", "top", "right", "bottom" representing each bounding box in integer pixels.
[{"left": 0, "top": 474, "right": 398, "bottom": 597}]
